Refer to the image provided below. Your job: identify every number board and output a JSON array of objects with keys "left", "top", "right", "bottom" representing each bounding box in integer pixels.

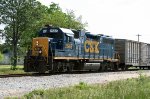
[{"left": 50, "top": 29, "right": 58, "bottom": 33}]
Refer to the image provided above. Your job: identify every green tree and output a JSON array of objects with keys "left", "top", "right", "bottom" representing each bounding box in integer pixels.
[
  {"left": 19, "top": 2, "right": 48, "bottom": 48},
  {"left": 20, "top": 2, "right": 87, "bottom": 48},
  {"left": 0, "top": 1, "right": 87, "bottom": 69},
  {"left": 0, "top": 0, "right": 42, "bottom": 69},
  {"left": 46, "top": 3, "right": 87, "bottom": 30},
  {"left": 47, "top": 2, "right": 61, "bottom": 13},
  {"left": 0, "top": 52, "right": 3, "bottom": 61},
  {"left": 0, "top": 30, "right": 4, "bottom": 61}
]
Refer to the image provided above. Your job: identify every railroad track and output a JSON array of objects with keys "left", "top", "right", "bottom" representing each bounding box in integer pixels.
[
  {"left": 0, "top": 68, "right": 140, "bottom": 78},
  {"left": 0, "top": 74, "right": 32, "bottom": 78},
  {"left": 0, "top": 73, "right": 55, "bottom": 78}
]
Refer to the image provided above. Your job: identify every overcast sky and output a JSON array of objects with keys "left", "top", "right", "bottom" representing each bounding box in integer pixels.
[
  {"left": 36, "top": 0, "right": 150, "bottom": 43},
  {"left": 1, "top": 0, "right": 150, "bottom": 43}
]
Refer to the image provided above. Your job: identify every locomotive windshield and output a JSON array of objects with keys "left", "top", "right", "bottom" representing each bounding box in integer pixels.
[
  {"left": 103, "top": 38, "right": 114, "bottom": 44},
  {"left": 85, "top": 33, "right": 99, "bottom": 41},
  {"left": 41, "top": 33, "right": 63, "bottom": 39}
]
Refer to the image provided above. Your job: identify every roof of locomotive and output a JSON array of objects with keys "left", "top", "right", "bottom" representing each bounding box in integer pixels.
[
  {"left": 39, "top": 26, "right": 74, "bottom": 37},
  {"left": 85, "top": 32, "right": 114, "bottom": 40},
  {"left": 60, "top": 28, "right": 74, "bottom": 36}
]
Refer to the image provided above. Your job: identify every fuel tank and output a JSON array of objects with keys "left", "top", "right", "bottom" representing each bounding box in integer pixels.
[{"left": 83, "top": 63, "right": 101, "bottom": 70}]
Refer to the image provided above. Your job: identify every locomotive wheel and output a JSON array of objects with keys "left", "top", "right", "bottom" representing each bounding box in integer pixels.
[
  {"left": 104, "top": 65, "right": 108, "bottom": 71},
  {"left": 67, "top": 67, "right": 72, "bottom": 72},
  {"left": 114, "top": 63, "right": 118, "bottom": 71},
  {"left": 57, "top": 62, "right": 65, "bottom": 72},
  {"left": 67, "top": 63, "right": 74, "bottom": 72},
  {"left": 37, "top": 60, "right": 47, "bottom": 73},
  {"left": 139, "top": 67, "right": 142, "bottom": 70},
  {"left": 120, "top": 65, "right": 125, "bottom": 70},
  {"left": 51, "top": 62, "right": 68, "bottom": 73},
  {"left": 121, "top": 67, "right": 124, "bottom": 70},
  {"left": 109, "top": 63, "right": 115, "bottom": 71},
  {"left": 125, "top": 66, "right": 128, "bottom": 70},
  {"left": 100, "top": 62, "right": 108, "bottom": 71},
  {"left": 50, "top": 62, "right": 59, "bottom": 73},
  {"left": 24, "top": 58, "right": 29, "bottom": 72},
  {"left": 24, "top": 57, "right": 33, "bottom": 72},
  {"left": 58, "top": 66, "right": 64, "bottom": 72},
  {"left": 98, "top": 65, "right": 103, "bottom": 71}
]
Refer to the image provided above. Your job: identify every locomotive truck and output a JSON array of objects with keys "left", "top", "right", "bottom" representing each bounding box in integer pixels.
[{"left": 24, "top": 25, "right": 120, "bottom": 73}]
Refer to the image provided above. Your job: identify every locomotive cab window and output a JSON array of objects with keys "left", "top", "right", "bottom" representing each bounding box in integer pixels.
[
  {"left": 65, "top": 34, "right": 73, "bottom": 42},
  {"left": 72, "top": 30, "right": 80, "bottom": 39},
  {"left": 85, "top": 33, "right": 99, "bottom": 41},
  {"left": 103, "top": 38, "right": 114, "bottom": 45},
  {"left": 40, "top": 33, "right": 63, "bottom": 39}
]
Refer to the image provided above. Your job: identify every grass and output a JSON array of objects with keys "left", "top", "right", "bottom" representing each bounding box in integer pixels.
[
  {"left": 7, "top": 73, "right": 150, "bottom": 99},
  {"left": 0, "top": 65, "right": 25, "bottom": 75}
]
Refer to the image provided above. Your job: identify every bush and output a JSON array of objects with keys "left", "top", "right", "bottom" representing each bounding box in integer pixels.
[
  {"left": 75, "top": 82, "right": 89, "bottom": 90},
  {"left": 24, "top": 89, "right": 45, "bottom": 99}
]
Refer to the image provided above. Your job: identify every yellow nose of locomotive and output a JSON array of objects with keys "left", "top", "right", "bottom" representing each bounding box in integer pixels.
[{"left": 32, "top": 37, "right": 49, "bottom": 58}]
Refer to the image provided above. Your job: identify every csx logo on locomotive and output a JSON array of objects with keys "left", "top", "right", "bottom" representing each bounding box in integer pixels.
[{"left": 84, "top": 40, "right": 99, "bottom": 53}]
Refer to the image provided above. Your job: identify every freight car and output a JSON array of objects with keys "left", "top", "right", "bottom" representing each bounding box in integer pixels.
[
  {"left": 115, "top": 39, "right": 150, "bottom": 69},
  {"left": 24, "top": 25, "right": 120, "bottom": 73}
]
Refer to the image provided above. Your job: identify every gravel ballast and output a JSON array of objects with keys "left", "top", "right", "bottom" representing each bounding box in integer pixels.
[{"left": 0, "top": 70, "right": 150, "bottom": 98}]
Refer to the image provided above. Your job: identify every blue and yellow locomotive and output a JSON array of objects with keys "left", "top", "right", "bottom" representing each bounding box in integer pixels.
[{"left": 24, "top": 25, "right": 120, "bottom": 73}]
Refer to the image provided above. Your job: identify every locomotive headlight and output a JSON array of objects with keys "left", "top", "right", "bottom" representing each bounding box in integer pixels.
[
  {"left": 39, "top": 50, "right": 42, "bottom": 54},
  {"left": 36, "top": 41, "right": 39, "bottom": 46}
]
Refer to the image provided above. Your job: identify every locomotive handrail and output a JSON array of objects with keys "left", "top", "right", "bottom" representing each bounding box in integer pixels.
[
  {"left": 89, "top": 47, "right": 91, "bottom": 59},
  {"left": 49, "top": 42, "right": 54, "bottom": 71},
  {"left": 94, "top": 47, "right": 95, "bottom": 59},
  {"left": 84, "top": 45, "right": 85, "bottom": 59},
  {"left": 78, "top": 45, "right": 79, "bottom": 58},
  {"left": 39, "top": 45, "right": 48, "bottom": 63},
  {"left": 103, "top": 49, "right": 104, "bottom": 60}
]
